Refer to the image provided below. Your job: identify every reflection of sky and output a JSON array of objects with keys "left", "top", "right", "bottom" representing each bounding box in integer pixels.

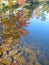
[
  {"left": 25, "top": 13, "right": 49, "bottom": 52},
  {"left": 46, "top": 13, "right": 49, "bottom": 20}
]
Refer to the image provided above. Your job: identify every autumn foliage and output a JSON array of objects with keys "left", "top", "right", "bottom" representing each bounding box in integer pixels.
[
  {"left": 0, "top": 1, "right": 30, "bottom": 47},
  {"left": 17, "top": 0, "right": 25, "bottom": 6}
]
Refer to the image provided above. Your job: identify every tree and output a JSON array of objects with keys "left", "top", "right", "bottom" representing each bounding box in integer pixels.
[
  {"left": 0, "top": 0, "right": 49, "bottom": 48},
  {"left": 0, "top": 0, "right": 31, "bottom": 47},
  {"left": 0, "top": 0, "right": 49, "bottom": 65}
]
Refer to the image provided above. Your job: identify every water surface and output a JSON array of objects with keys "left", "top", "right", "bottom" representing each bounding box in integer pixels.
[{"left": 25, "top": 16, "right": 49, "bottom": 59}]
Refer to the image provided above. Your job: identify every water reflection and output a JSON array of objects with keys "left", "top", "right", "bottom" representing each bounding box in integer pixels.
[
  {"left": 25, "top": 16, "right": 49, "bottom": 59},
  {"left": 0, "top": 0, "right": 49, "bottom": 65}
]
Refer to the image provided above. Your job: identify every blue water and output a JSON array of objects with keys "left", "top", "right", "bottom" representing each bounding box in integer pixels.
[{"left": 25, "top": 17, "right": 49, "bottom": 57}]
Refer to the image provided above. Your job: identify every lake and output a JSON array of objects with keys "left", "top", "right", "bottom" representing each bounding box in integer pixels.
[{"left": 25, "top": 16, "right": 49, "bottom": 59}]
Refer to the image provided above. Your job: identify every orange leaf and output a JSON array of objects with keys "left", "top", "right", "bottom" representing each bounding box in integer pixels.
[
  {"left": 17, "top": 28, "right": 29, "bottom": 36},
  {"left": 17, "top": 0, "right": 25, "bottom": 6}
]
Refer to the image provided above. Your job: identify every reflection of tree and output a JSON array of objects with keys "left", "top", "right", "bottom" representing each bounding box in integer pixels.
[
  {"left": 0, "top": 0, "right": 49, "bottom": 49},
  {"left": 24, "top": 0, "right": 49, "bottom": 20},
  {"left": 0, "top": 0, "right": 49, "bottom": 52},
  {"left": 0, "top": 1, "right": 30, "bottom": 61},
  {"left": 0, "top": 0, "right": 49, "bottom": 64}
]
